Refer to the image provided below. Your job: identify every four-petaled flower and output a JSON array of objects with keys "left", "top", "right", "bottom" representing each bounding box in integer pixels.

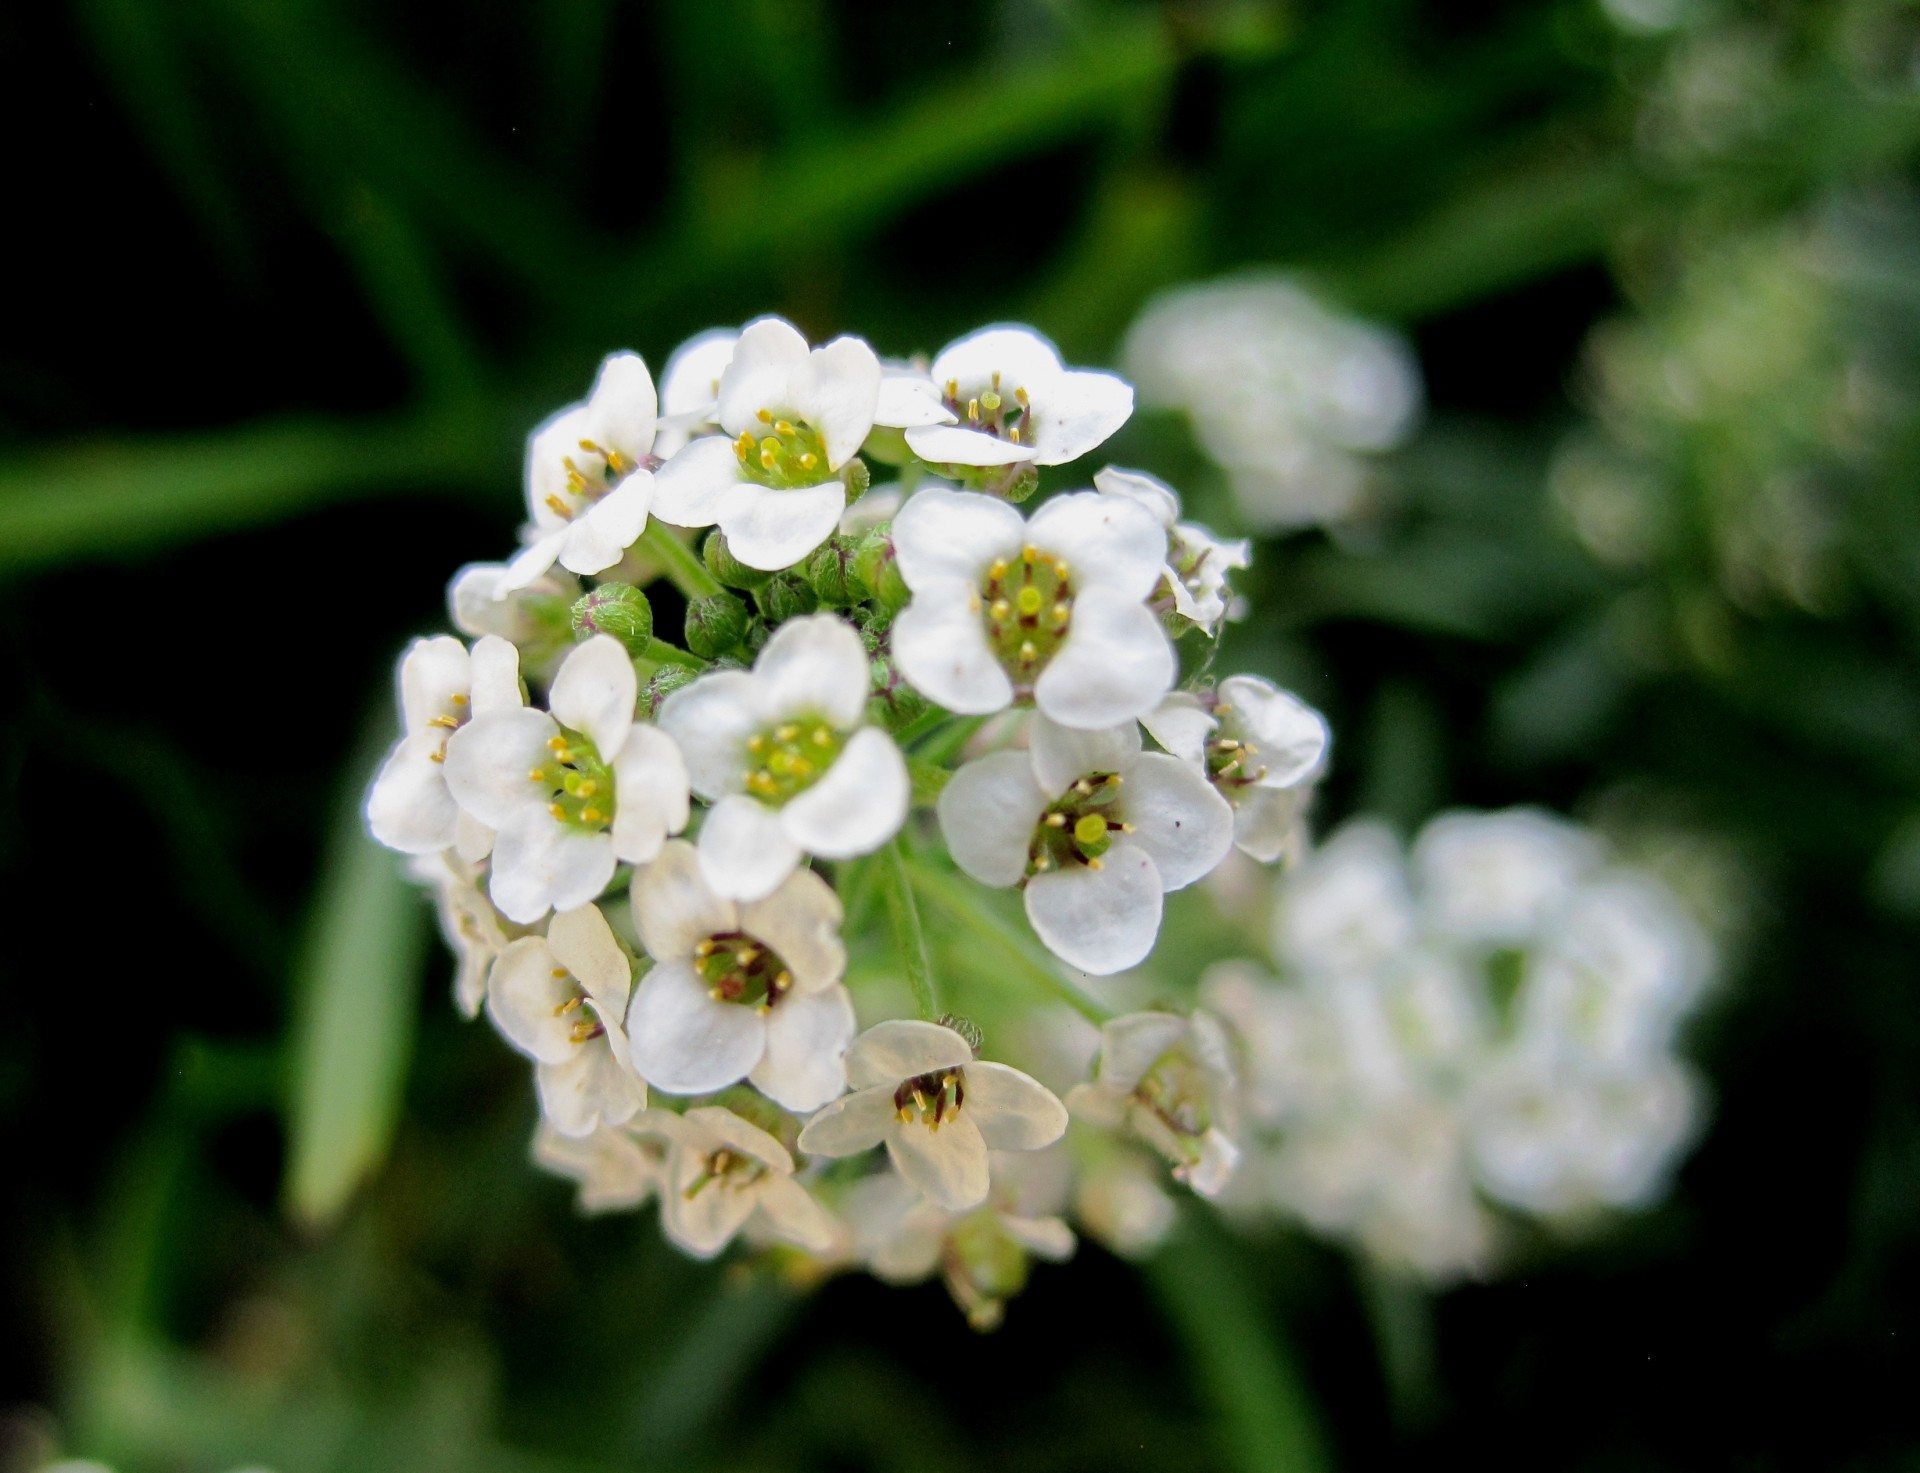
[
  {"left": 1066, "top": 1010, "right": 1242, "bottom": 1198},
  {"left": 637, "top": 1104, "right": 838, "bottom": 1259},
  {"left": 1094, "top": 466, "right": 1251, "bottom": 635},
  {"left": 903, "top": 325, "right": 1133, "bottom": 469}
]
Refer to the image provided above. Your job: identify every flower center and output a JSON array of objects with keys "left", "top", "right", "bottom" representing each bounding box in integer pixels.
[
  {"left": 942, "top": 371, "right": 1031, "bottom": 447},
  {"left": 743, "top": 718, "right": 846, "bottom": 804},
  {"left": 1027, "top": 772, "right": 1130, "bottom": 875},
  {"left": 1136, "top": 1050, "right": 1214, "bottom": 1140},
  {"left": 528, "top": 727, "right": 616, "bottom": 831},
  {"left": 682, "top": 1146, "right": 768, "bottom": 1199},
  {"left": 547, "top": 438, "right": 640, "bottom": 521},
  {"left": 733, "top": 410, "right": 831, "bottom": 489},
  {"left": 1205, "top": 734, "right": 1267, "bottom": 789},
  {"left": 550, "top": 971, "right": 609, "bottom": 1044},
  {"left": 980, "top": 544, "right": 1073, "bottom": 688},
  {"left": 423, "top": 690, "right": 472, "bottom": 765},
  {"left": 893, "top": 1068, "right": 966, "bottom": 1130},
  {"left": 695, "top": 931, "right": 795, "bottom": 1010}
]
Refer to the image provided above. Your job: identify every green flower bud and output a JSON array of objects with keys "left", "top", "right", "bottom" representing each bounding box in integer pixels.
[
  {"left": 866, "top": 652, "right": 929, "bottom": 731},
  {"left": 854, "top": 527, "right": 910, "bottom": 615},
  {"left": 642, "top": 663, "right": 700, "bottom": 717},
  {"left": 568, "top": 582, "right": 654, "bottom": 655},
  {"left": 703, "top": 530, "right": 773, "bottom": 590},
  {"left": 805, "top": 535, "right": 869, "bottom": 606},
  {"left": 842, "top": 455, "right": 872, "bottom": 504},
  {"left": 685, "top": 592, "right": 751, "bottom": 659},
  {"left": 758, "top": 573, "right": 819, "bottom": 623}
]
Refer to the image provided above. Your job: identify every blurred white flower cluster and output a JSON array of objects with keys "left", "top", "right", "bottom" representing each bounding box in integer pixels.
[
  {"left": 366, "top": 317, "right": 1334, "bottom": 1327},
  {"left": 1122, "top": 277, "right": 1422, "bottom": 532},
  {"left": 1200, "top": 809, "right": 1715, "bottom": 1282}
]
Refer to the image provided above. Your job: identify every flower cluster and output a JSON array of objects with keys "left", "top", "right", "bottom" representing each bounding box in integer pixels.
[
  {"left": 1123, "top": 277, "right": 1422, "bottom": 532},
  {"left": 1199, "top": 809, "right": 1716, "bottom": 1282},
  {"left": 367, "top": 318, "right": 1331, "bottom": 1326}
]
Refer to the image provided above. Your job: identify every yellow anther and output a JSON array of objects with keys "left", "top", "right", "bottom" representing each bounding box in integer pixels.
[
  {"left": 967, "top": 397, "right": 979, "bottom": 419},
  {"left": 710, "top": 987, "right": 727, "bottom": 1001},
  {"left": 812, "top": 726, "right": 833, "bottom": 746},
  {"left": 989, "top": 598, "right": 1011, "bottom": 620},
  {"left": 528, "top": 768, "right": 546, "bottom": 782},
  {"left": 988, "top": 558, "right": 1008, "bottom": 580},
  {"left": 776, "top": 724, "right": 798, "bottom": 743},
  {"left": 1022, "top": 544, "right": 1038, "bottom": 564},
  {"left": 1087, "top": 857, "right": 1105, "bottom": 871},
  {"left": 695, "top": 938, "right": 716, "bottom": 957},
  {"left": 604, "top": 449, "right": 629, "bottom": 474},
  {"left": 552, "top": 968, "right": 571, "bottom": 981},
  {"left": 1105, "top": 773, "right": 1123, "bottom": 786},
  {"left": 568, "top": 1019, "right": 603, "bottom": 1043},
  {"left": 945, "top": 379, "right": 959, "bottom": 398},
  {"left": 549, "top": 803, "right": 567, "bottom": 820},
  {"left": 1019, "top": 639, "right": 1038, "bottom": 664},
  {"left": 1053, "top": 560, "right": 1070, "bottom": 581},
  {"left": 575, "top": 779, "right": 597, "bottom": 798},
  {"left": 1015, "top": 385, "right": 1030, "bottom": 406},
  {"left": 790, "top": 755, "right": 813, "bottom": 778},
  {"left": 747, "top": 734, "right": 767, "bottom": 753},
  {"left": 1052, "top": 601, "right": 1070, "bottom": 624},
  {"left": 760, "top": 450, "right": 778, "bottom": 470},
  {"left": 799, "top": 452, "right": 818, "bottom": 470},
  {"left": 545, "top": 493, "right": 573, "bottom": 519},
  {"left": 429, "top": 714, "right": 458, "bottom": 729},
  {"left": 736, "top": 944, "right": 760, "bottom": 965},
  {"left": 757, "top": 408, "right": 773, "bottom": 423},
  {"left": 580, "top": 806, "right": 604, "bottom": 823},
  {"left": 1033, "top": 854, "right": 1052, "bottom": 870},
  {"left": 548, "top": 737, "right": 569, "bottom": 754},
  {"left": 1214, "top": 703, "right": 1232, "bottom": 715},
  {"left": 912, "top": 1088, "right": 929, "bottom": 1112},
  {"left": 1009, "top": 426, "right": 1022, "bottom": 443},
  {"left": 1115, "top": 821, "right": 1136, "bottom": 834},
  {"left": 897, "top": 1106, "right": 913, "bottom": 1123},
  {"left": 429, "top": 749, "right": 445, "bottom": 764},
  {"left": 775, "top": 420, "right": 794, "bottom": 436},
  {"left": 450, "top": 692, "right": 469, "bottom": 706},
  {"left": 773, "top": 969, "right": 792, "bottom": 992},
  {"left": 1045, "top": 812, "right": 1067, "bottom": 827},
  {"left": 1074, "top": 779, "right": 1094, "bottom": 796}
]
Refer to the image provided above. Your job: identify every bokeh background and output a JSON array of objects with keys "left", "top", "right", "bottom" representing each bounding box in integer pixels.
[{"left": 4, "top": 0, "right": 1920, "bottom": 1468}]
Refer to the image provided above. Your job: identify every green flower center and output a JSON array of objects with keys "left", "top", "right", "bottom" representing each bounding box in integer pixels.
[
  {"left": 981, "top": 544, "right": 1074, "bottom": 689},
  {"left": 1027, "top": 771, "right": 1129, "bottom": 875},
  {"left": 942, "top": 371, "right": 1032, "bottom": 448},
  {"left": 1205, "top": 734, "right": 1267, "bottom": 789},
  {"left": 696, "top": 931, "right": 795, "bottom": 1010},
  {"left": 682, "top": 1146, "right": 768, "bottom": 1200},
  {"left": 1136, "top": 1048, "right": 1215, "bottom": 1158},
  {"left": 733, "top": 411, "right": 831, "bottom": 489},
  {"left": 893, "top": 1068, "right": 966, "bottom": 1129},
  {"left": 528, "top": 726, "right": 616, "bottom": 832},
  {"left": 743, "top": 717, "right": 847, "bottom": 805}
]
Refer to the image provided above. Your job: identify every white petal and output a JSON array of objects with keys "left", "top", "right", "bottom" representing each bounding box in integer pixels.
[
  {"left": 797, "top": 1085, "right": 895, "bottom": 1157},
  {"left": 664, "top": 1172, "right": 758, "bottom": 1259},
  {"left": 443, "top": 709, "right": 556, "bottom": 828},
  {"left": 846, "top": 1019, "right": 976, "bottom": 1089},
  {"left": 887, "top": 1113, "right": 989, "bottom": 1211},
  {"left": 874, "top": 372, "right": 956, "bottom": 429},
  {"left": 902, "top": 422, "right": 1035, "bottom": 467},
  {"left": 1033, "top": 585, "right": 1175, "bottom": 729},
  {"left": 891, "top": 488, "right": 1026, "bottom": 589},
  {"left": 683, "top": 1105, "right": 794, "bottom": 1171},
  {"left": 697, "top": 793, "right": 802, "bottom": 902},
  {"left": 651, "top": 435, "right": 742, "bottom": 528},
  {"left": 366, "top": 735, "right": 457, "bottom": 854},
  {"left": 582, "top": 351, "right": 658, "bottom": 460},
  {"left": 453, "top": 809, "right": 495, "bottom": 863},
  {"left": 548, "top": 635, "right": 636, "bottom": 759},
  {"left": 937, "top": 751, "right": 1047, "bottom": 887},
  {"left": 754, "top": 613, "right": 869, "bottom": 729},
  {"left": 486, "top": 937, "right": 576, "bottom": 1063},
  {"left": 929, "top": 325, "right": 1065, "bottom": 394},
  {"left": 717, "top": 480, "right": 846, "bottom": 571},
  {"left": 780, "top": 727, "right": 908, "bottom": 859},
  {"left": 610, "top": 724, "right": 691, "bottom": 864},
  {"left": 1233, "top": 786, "right": 1307, "bottom": 863},
  {"left": 497, "top": 529, "right": 570, "bottom": 592},
  {"left": 1025, "top": 854, "right": 1162, "bottom": 975},
  {"left": 1185, "top": 1127, "right": 1241, "bottom": 1198},
  {"left": 625, "top": 961, "right": 766, "bottom": 1094},
  {"left": 468, "top": 635, "right": 523, "bottom": 717},
  {"left": 1140, "top": 692, "right": 1215, "bottom": 765},
  {"left": 890, "top": 578, "right": 1011, "bottom": 714},
  {"left": 1092, "top": 466, "right": 1179, "bottom": 526},
  {"left": 558, "top": 472, "right": 654, "bottom": 575},
  {"left": 788, "top": 335, "right": 881, "bottom": 468},
  {"left": 1096, "top": 1011, "right": 1190, "bottom": 1092},
  {"left": 1219, "top": 675, "right": 1330, "bottom": 788},
  {"left": 751, "top": 986, "right": 856, "bottom": 1110},
  {"left": 537, "top": 1047, "right": 645, "bottom": 1138},
  {"left": 1027, "top": 369, "right": 1133, "bottom": 465},
  {"left": 488, "top": 811, "right": 616, "bottom": 923},
  {"left": 737, "top": 865, "right": 845, "bottom": 992},
  {"left": 716, "top": 316, "right": 811, "bottom": 433},
  {"left": 660, "top": 328, "right": 738, "bottom": 417},
  {"left": 1027, "top": 491, "right": 1166, "bottom": 600},
  {"left": 1120, "top": 753, "right": 1235, "bottom": 891},
  {"left": 1029, "top": 713, "right": 1141, "bottom": 796},
  {"left": 963, "top": 1061, "right": 1068, "bottom": 1150},
  {"left": 657, "top": 669, "right": 761, "bottom": 798},
  {"left": 1002, "top": 1213, "right": 1077, "bottom": 1262},
  {"left": 630, "top": 840, "right": 735, "bottom": 962},
  {"left": 398, "top": 635, "right": 471, "bottom": 733},
  {"left": 546, "top": 903, "right": 631, "bottom": 1017},
  {"left": 753, "top": 1172, "right": 839, "bottom": 1251}
]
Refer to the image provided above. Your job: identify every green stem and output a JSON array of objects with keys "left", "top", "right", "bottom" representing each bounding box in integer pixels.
[
  {"left": 880, "top": 837, "right": 938, "bottom": 1020},
  {"left": 906, "top": 861, "right": 1113, "bottom": 1024},
  {"left": 642, "top": 637, "right": 708, "bottom": 670},
  {"left": 640, "top": 521, "right": 724, "bottom": 600},
  {"left": 910, "top": 713, "right": 991, "bottom": 766}
]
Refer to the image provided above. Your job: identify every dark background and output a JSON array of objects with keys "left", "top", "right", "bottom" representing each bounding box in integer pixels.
[{"left": 3, "top": 1, "right": 1918, "bottom": 1469}]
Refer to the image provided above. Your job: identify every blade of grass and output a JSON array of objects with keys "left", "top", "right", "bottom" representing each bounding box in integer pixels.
[{"left": 881, "top": 836, "right": 937, "bottom": 1020}]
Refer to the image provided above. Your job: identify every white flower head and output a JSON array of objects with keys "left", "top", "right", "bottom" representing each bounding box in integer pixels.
[
  {"left": 1093, "top": 466, "right": 1251, "bottom": 634},
  {"left": 938, "top": 715, "right": 1233, "bottom": 975},
  {"left": 904, "top": 325, "right": 1133, "bottom": 468},
  {"left": 443, "top": 635, "right": 690, "bottom": 923},
  {"left": 625, "top": 841, "right": 854, "bottom": 1111},
  {"left": 533, "top": 1119, "right": 666, "bottom": 1213},
  {"left": 368, "top": 634, "right": 522, "bottom": 859},
  {"left": 487, "top": 904, "right": 647, "bottom": 1137},
  {"left": 658, "top": 613, "right": 907, "bottom": 902},
  {"left": 636, "top": 1104, "right": 837, "bottom": 1259},
  {"left": 1272, "top": 819, "right": 1417, "bottom": 976},
  {"left": 652, "top": 317, "right": 883, "bottom": 571},
  {"left": 1144, "top": 676, "right": 1330, "bottom": 863},
  {"left": 408, "top": 849, "right": 515, "bottom": 1018},
  {"left": 890, "top": 488, "right": 1177, "bottom": 728},
  {"left": 1066, "top": 1010, "right": 1242, "bottom": 1197},
  {"left": 505, "top": 352, "right": 661, "bottom": 589},
  {"left": 797, "top": 1020, "right": 1068, "bottom": 1212},
  {"left": 1410, "top": 808, "right": 1603, "bottom": 946},
  {"left": 448, "top": 561, "right": 578, "bottom": 649}
]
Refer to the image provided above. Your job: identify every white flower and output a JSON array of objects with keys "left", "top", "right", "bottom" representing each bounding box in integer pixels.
[
  {"left": 367, "top": 634, "right": 522, "bottom": 858},
  {"left": 1144, "top": 676, "right": 1330, "bottom": 863},
  {"left": 408, "top": 849, "right": 513, "bottom": 1018},
  {"left": 797, "top": 1020, "right": 1068, "bottom": 1212},
  {"left": 889, "top": 488, "right": 1176, "bottom": 728},
  {"left": 903, "top": 325, "right": 1132, "bottom": 468},
  {"left": 1093, "top": 466, "right": 1250, "bottom": 633},
  {"left": 1410, "top": 808, "right": 1602, "bottom": 946},
  {"left": 635, "top": 1105, "right": 838, "bottom": 1259},
  {"left": 658, "top": 613, "right": 907, "bottom": 902},
  {"left": 937, "top": 715, "right": 1233, "bottom": 975},
  {"left": 1272, "top": 820, "right": 1417, "bottom": 976},
  {"left": 1066, "top": 1011, "right": 1242, "bottom": 1197},
  {"left": 443, "top": 635, "right": 690, "bottom": 923},
  {"left": 651, "top": 317, "right": 884, "bottom": 570},
  {"left": 448, "top": 561, "right": 578, "bottom": 647},
  {"left": 504, "top": 352, "right": 661, "bottom": 589},
  {"left": 624, "top": 841, "right": 853, "bottom": 1110},
  {"left": 487, "top": 903, "right": 647, "bottom": 1137},
  {"left": 533, "top": 1120, "right": 665, "bottom": 1213}
]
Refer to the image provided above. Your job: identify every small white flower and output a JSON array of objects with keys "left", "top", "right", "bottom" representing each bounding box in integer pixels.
[
  {"left": 904, "top": 325, "right": 1132, "bottom": 468},
  {"left": 408, "top": 849, "right": 513, "bottom": 1018},
  {"left": 533, "top": 1119, "right": 666, "bottom": 1213},
  {"left": 487, "top": 903, "right": 647, "bottom": 1137},
  {"left": 448, "top": 561, "right": 578, "bottom": 647},
  {"left": 636, "top": 1104, "right": 838, "bottom": 1259},
  {"left": 653, "top": 327, "right": 739, "bottom": 457},
  {"left": 624, "top": 840, "right": 854, "bottom": 1111},
  {"left": 1144, "top": 676, "right": 1330, "bottom": 863},
  {"left": 443, "top": 635, "right": 690, "bottom": 923},
  {"left": 367, "top": 634, "right": 522, "bottom": 858},
  {"left": 1410, "top": 808, "right": 1602, "bottom": 946},
  {"left": 798, "top": 1020, "right": 1068, "bottom": 1212},
  {"left": 651, "top": 317, "right": 884, "bottom": 570},
  {"left": 1272, "top": 820, "right": 1417, "bottom": 976},
  {"left": 1066, "top": 1010, "right": 1242, "bottom": 1197},
  {"left": 658, "top": 613, "right": 907, "bottom": 902},
  {"left": 889, "top": 487, "right": 1176, "bottom": 728},
  {"left": 1093, "top": 467, "right": 1250, "bottom": 634},
  {"left": 937, "top": 715, "right": 1233, "bottom": 974},
  {"left": 504, "top": 352, "right": 661, "bottom": 589}
]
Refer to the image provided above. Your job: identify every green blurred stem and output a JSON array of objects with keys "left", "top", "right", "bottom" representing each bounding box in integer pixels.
[
  {"left": 640, "top": 521, "right": 724, "bottom": 600},
  {"left": 906, "top": 862, "right": 1113, "bottom": 1024},
  {"left": 909, "top": 713, "right": 991, "bottom": 765},
  {"left": 1356, "top": 1259, "right": 1440, "bottom": 1433},
  {"left": 881, "top": 837, "right": 938, "bottom": 1020},
  {"left": 642, "top": 637, "right": 707, "bottom": 670}
]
